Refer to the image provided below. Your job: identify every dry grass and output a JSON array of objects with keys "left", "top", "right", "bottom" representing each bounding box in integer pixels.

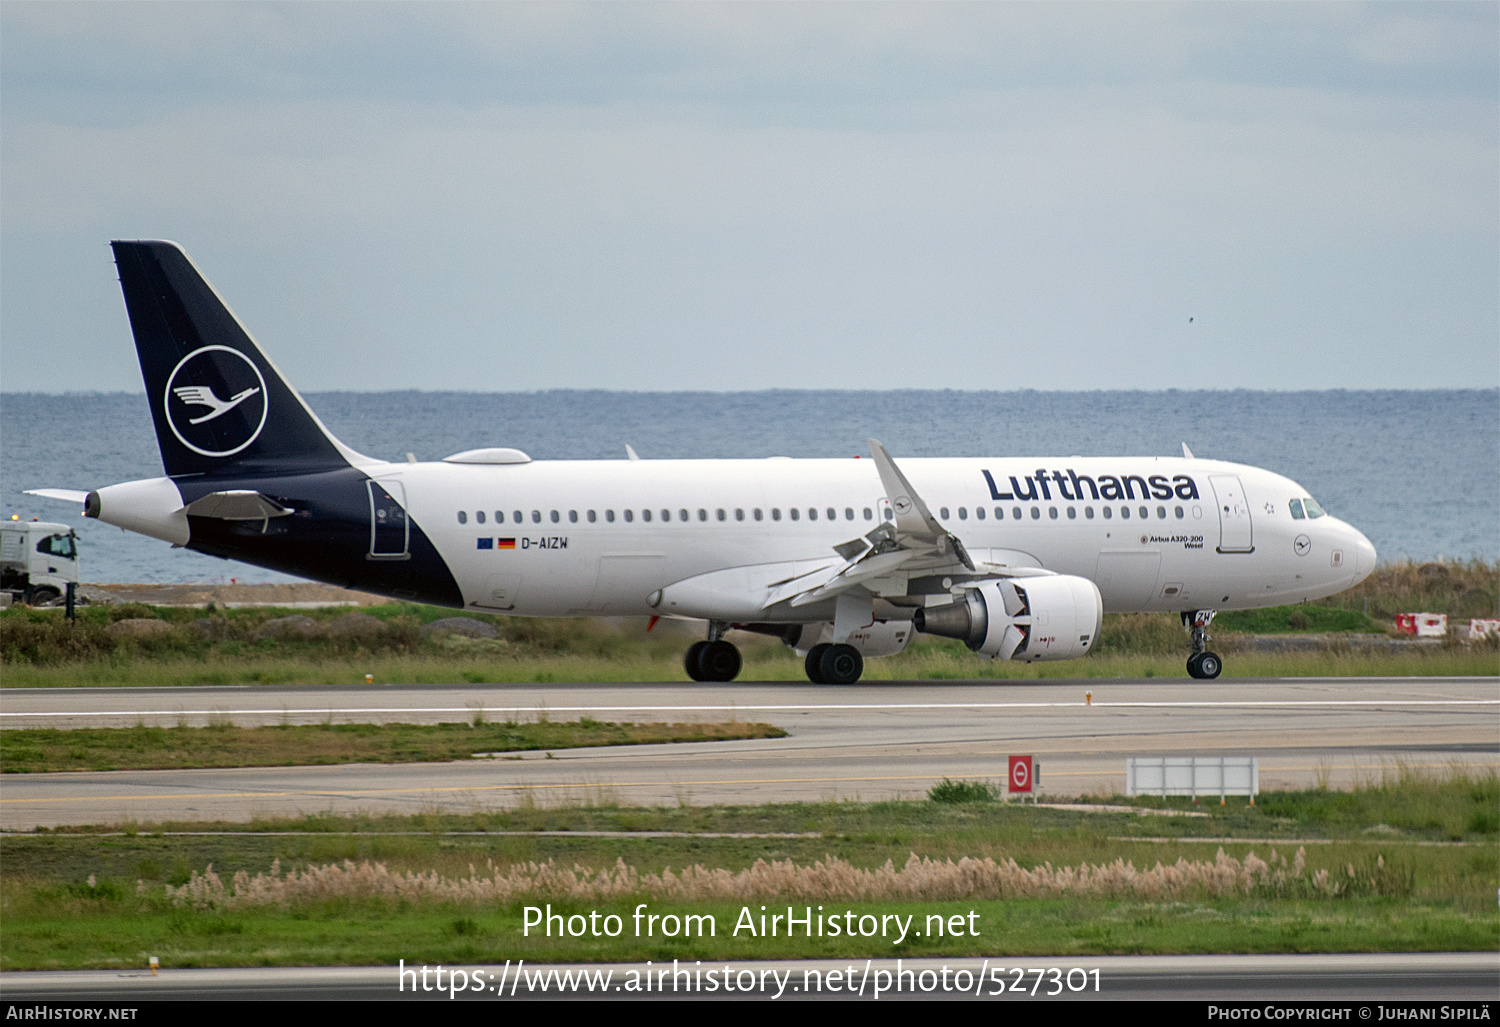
[
  {"left": 1327, "top": 558, "right": 1499, "bottom": 622},
  {"left": 164, "top": 846, "right": 1387, "bottom": 910}
]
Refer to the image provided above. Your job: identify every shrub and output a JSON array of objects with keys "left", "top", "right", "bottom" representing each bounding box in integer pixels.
[{"left": 927, "top": 778, "right": 999, "bottom": 804}]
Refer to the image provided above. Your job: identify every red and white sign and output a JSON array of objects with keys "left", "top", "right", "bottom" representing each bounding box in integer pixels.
[
  {"left": 1008, "top": 755, "right": 1034, "bottom": 794},
  {"left": 1395, "top": 613, "right": 1447, "bottom": 637}
]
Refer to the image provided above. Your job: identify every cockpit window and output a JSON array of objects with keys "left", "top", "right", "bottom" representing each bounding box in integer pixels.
[
  {"left": 1289, "top": 499, "right": 1305, "bottom": 520},
  {"left": 1303, "top": 497, "right": 1326, "bottom": 518}
]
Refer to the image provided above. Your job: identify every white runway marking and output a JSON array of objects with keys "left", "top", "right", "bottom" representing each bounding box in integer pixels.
[{"left": 1, "top": 698, "right": 1495, "bottom": 720}]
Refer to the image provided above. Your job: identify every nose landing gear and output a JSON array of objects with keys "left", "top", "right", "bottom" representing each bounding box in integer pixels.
[
  {"left": 1183, "top": 610, "right": 1222, "bottom": 679},
  {"left": 684, "top": 622, "right": 742, "bottom": 682}
]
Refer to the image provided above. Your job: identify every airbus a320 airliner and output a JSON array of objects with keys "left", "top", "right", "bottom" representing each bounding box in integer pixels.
[{"left": 29, "top": 242, "right": 1376, "bottom": 684}]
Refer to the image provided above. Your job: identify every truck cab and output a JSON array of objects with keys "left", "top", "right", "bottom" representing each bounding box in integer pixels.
[{"left": 1, "top": 519, "right": 79, "bottom": 605}]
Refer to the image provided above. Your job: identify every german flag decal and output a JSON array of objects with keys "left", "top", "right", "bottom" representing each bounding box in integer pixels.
[{"left": 497, "top": 538, "right": 516, "bottom": 550}]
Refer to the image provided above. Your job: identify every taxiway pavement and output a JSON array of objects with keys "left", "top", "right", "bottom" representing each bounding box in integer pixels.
[{"left": 1, "top": 677, "right": 1495, "bottom": 828}]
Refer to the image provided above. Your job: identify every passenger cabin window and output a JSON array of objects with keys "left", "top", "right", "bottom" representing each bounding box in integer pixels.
[
  {"left": 569, "top": 510, "right": 578, "bottom": 523},
  {"left": 1085, "top": 507, "right": 1094, "bottom": 519},
  {"left": 864, "top": 508, "right": 873, "bottom": 520},
  {"left": 1139, "top": 506, "right": 1148, "bottom": 519},
  {"left": 1102, "top": 507, "right": 1112, "bottom": 519},
  {"left": 755, "top": 509, "right": 764, "bottom": 521},
  {"left": 1156, "top": 506, "right": 1166, "bottom": 519},
  {"left": 1048, "top": 507, "right": 1058, "bottom": 520},
  {"left": 827, "top": 507, "right": 836, "bottom": 521},
  {"left": 587, "top": 510, "right": 597, "bottom": 523},
  {"left": 606, "top": 510, "right": 615, "bottom": 522},
  {"left": 1304, "top": 498, "right": 1326, "bottom": 518},
  {"left": 550, "top": 510, "right": 560, "bottom": 523},
  {"left": 457, "top": 511, "right": 467, "bottom": 524},
  {"left": 733, "top": 509, "right": 743, "bottom": 521},
  {"left": 679, "top": 509, "right": 689, "bottom": 522},
  {"left": 1289, "top": 499, "right": 1306, "bottom": 519},
  {"left": 884, "top": 508, "right": 894, "bottom": 521},
  {"left": 845, "top": 508, "right": 854, "bottom": 521},
  {"left": 958, "top": 507, "right": 967, "bottom": 520},
  {"left": 494, "top": 511, "right": 503, "bottom": 523},
  {"left": 476, "top": 511, "right": 485, "bottom": 524},
  {"left": 1121, "top": 507, "right": 1130, "bottom": 519},
  {"left": 771, "top": 508, "right": 781, "bottom": 521},
  {"left": 661, "top": 509, "right": 670, "bottom": 522},
  {"left": 512, "top": 511, "right": 522, "bottom": 524},
  {"left": 939, "top": 507, "right": 949, "bottom": 519},
  {"left": 790, "top": 508, "right": 800, "bottom": 521},
  {"left": 976, "top": 507, "right": 985, "bottom": 520},
  {"left": 1030, "top": 507, "right": 1040, "bottom": 520},
  {"left": 1175, "top": 506, "right": 1184, "bottom": 519},
  {"left": 642, "top": 509, "right": 652, "bottom": 522},
  {"left": 624, "top": 510, "right": 633, "bottom": 522},
  {"left": 807, "top": 508, "right": 816, "bottom": 521},
  {"left": 716, "top": 509, "right": 725, "bottom": 521},
  {"left": 1067, "top": 507, "right": 1076, "bottom": 519},
  {"left": 531, "top": 510, "right": 541, "bottom": 524}
]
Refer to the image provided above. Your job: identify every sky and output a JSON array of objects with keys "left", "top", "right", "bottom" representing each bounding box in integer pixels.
[{"left": 2, "top": 2, "right": 1496, "bottom": 394}]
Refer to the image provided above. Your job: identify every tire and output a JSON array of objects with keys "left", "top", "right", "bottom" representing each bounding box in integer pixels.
[
  {"left": 684, "top": 641, "right": 710, "bottom": 682},
  {"left": 805, "top": 643, "right": 830, "bottom": 683},
  {"left": 699, "top": 640, "right": 742, "bottom": 682},
  {"left": 817, "top": 643, "right": 864, "bottom": 685},
  {"left": 1196, "top": 651, "right": 1222, "bottom": 679},
  {"left": 1186, "top": 653, "right": 1204, "bottom": 678},
  {"left": 27, "top": 586, "right": 61, "bottom": 607}
]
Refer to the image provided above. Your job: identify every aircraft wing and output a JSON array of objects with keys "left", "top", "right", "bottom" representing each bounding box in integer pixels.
[
  {"left": 24, "top": 489, "right": 90, "bottom": 505},
  {"left": 866, "top": 438, "right": 977, "bottom": 572},
  {"left": 767, "top": 440, "right": 1054, "bottom": 608}
]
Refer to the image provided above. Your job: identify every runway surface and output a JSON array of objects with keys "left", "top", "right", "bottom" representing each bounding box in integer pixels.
[
  {"left": 1, "top": 953, "right": 1495, "bottom": 1001},
  {"left": 1, "top": 677, "right": 1495, "bottom": 828}
]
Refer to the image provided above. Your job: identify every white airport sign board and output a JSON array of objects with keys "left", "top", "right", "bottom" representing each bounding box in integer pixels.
[{"left": 1126, "top": 756, "right": 1258, "bottom": 800}]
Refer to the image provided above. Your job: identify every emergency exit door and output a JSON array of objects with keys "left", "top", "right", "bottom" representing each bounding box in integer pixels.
[
  {"left": 367, "top": 480, "right": 410, "bottom": 560},
  {"left": 1209, "top": 474, "right": 1254, "bottom": 553}
]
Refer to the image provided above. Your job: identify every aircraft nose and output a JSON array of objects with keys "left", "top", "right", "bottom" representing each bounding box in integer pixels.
[{"left": 1353, "top": 529, "right": 1377, "bottom": 578}]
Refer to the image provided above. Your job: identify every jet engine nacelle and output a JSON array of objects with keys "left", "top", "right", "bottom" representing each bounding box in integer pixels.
[
  {"left": 85, "top": 478, "right": 189, "bottom": 547},
  {"left": 784, "top": 618, "right": 914, "bottom": 658},
  {"left": 913, "top": 576, "right": 1103, "bottom": 661}
]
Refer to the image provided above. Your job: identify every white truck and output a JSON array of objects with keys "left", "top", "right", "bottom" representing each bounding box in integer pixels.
[{"left": 1, "top": 519, "right": 79, "bottom": 606}]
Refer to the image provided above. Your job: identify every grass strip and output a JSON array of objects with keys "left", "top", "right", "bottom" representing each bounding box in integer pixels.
[
  {"left": 0, "top": 719, "right": 786, "bottom": 774},
  {"left": 17, "top": 766, "right": 1497, "bottom": 843},
  {"left": 3, "top": 895, "right": 1492, "bottom": 969},
  {"left": 3, "top": 647, "right": 1495, "bottom": 688}
]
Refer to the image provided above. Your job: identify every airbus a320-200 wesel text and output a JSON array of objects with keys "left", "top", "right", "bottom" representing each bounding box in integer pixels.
[{"left": 29, "top": 242, "right": 1378, "bottom": 684}]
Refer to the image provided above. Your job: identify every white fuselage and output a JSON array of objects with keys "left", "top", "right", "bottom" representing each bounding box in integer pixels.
[{"left": 365, "top": 454, "right": 1375, "bottom": 619}]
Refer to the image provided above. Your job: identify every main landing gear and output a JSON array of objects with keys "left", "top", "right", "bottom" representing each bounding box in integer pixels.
[
  {"left": 684, "top": 621, "right": 742, "bottom": 682},
  {"left": 1183, "top": 610, "right": 1222, "bottom": 679},
  {"left": 804, "top": 643, "right": 863, "bottom": 685}
]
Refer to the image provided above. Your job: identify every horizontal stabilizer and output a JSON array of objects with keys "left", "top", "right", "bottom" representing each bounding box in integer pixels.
[
  {"left": 184, "top": 490, "right": 294, "bottom": 521},
  {"left": 24, "top": 489, "right": 89, "bottom": 504}
]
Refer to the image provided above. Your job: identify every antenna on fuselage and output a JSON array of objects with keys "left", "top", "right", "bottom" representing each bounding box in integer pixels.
[
  {"left": 625, "top": 445, "right": 641, "bottom": 461},
  {"left": 1181, "top": 442, "right": 1195, "bottom": 459}
]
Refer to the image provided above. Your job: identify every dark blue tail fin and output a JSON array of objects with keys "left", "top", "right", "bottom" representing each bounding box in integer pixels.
[{"left": 111, "top": 240, "right": 357, "bottom": 478}]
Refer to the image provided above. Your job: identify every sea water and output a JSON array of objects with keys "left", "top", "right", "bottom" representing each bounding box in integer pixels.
[{"left": 1, "top": 390, "right": 1494, "bottom": 584}]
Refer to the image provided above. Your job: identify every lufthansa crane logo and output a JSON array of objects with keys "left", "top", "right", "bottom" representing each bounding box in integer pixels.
[{"left": 164, "top": 346, "right": 268, "bottom": 457}]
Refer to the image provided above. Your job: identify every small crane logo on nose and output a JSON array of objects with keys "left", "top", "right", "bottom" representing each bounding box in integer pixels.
[{"left": 1293, "top": 535, "right": 1311, "bottom": 556}]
